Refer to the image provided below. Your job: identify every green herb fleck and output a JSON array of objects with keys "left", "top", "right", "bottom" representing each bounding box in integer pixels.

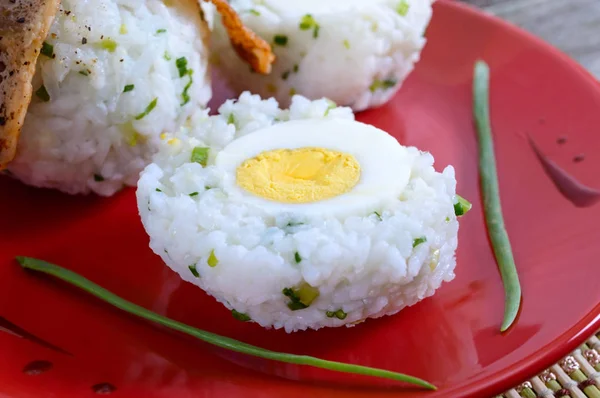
[
  {"left": 334, "top": 309, "right": 347, "bottom": 320},
  {"left": 176, "top": 57, "right": 188, "bottom": 77},
  {"left": 326, "top": 309, "right": 347, "bottom": 320},
  {"left": 35, "top": 85, "right": 50, "bottom": 102},
  {"left": 293, "top": 65, "right": 299, "bottom": 74},
  {"left": 283, "top": 282, "right": 319, "bottom": 311},
  {"left": 119, "top": 24, "right": 128, "bottom": 34},
  {"left": 282, "top": 70, "right": 291, "bottom": 80},
  {"left": 413, "top": 237, "right": 427, "bottom": 248},
  {"left": 134, "top": 98, "right": 158, "bottom": 120},
  {"left": 369, "top": 79, "right": 398, "bottom": 93},
  {"left": 273, "top": 35, "right": 288, "bottom": 46},
  {"left": 100, "top": 38, "right": 118, "bottom": 52},
  {"left": 40, "top": 42, "right": 54, "bottom": 58},
  {"left": 299, "top": 14, "right": 316, "bottom": 30},
  {"left": 164, "top": 51, "right": 172, "bottom": 61},
  {"left": 313, "top": 24, "right": 320, "bottom": 38},
  {"left": 227, "top": 113, "right": 235, "bottom": 125},
  {"left": 181, "top": 72, "right": 193, "bottom": 106},
  {"left": 123, "top": 84, "right": 134, "bottom": 93},
  {"left": 191, "top": 147, "right": 209, "bottom": 166},
  {"left": 289, "top": 87, "right": 297, "bottom": 96},
  {"left": 189, "top": 192, "right": 199, "bottom": 197},
  {"left": 454, "top": 195, "right": 472, "bottom": 216},
  {"left": 93, "top": 174, "right": 104, "bottom": 182},
  {"left": 16, "top": 256, "right": 437, "bottom": 390},
  {"left": 343, "top": 39, "right": 350, "bottom": 49},
  {"left": 248, "top": 9, "right": 260, "bottom": 16},
  {"left": 373, "top": 211, "right": 382, "bottom": 221},
  {"left": 445, "top": 217, "right": 451, "bottom": 222},
  {"left": 188, "top": 265, "right": 200, "bottom": 278},
  {"left": 78, "top": 70, "right": 89, "bottom": 76},
  {"left": 207, "top": 250, "right": 218, "bottom": 267},
  {"left": 231, "top": 309, "right": 251, "bottom": 322},
  {"left": 324, "top": 99, "right": 336, "bottom": 116},
  {"left": 294, "top": 252, "right": 301, "bottom": 263},
  {"left": 156, "top": 29, "right": 167, "bottom": 34},
  {"left": 396, "top": 0, "right": 410, "bottom": 16},
  {"left": 156, "top": 188, "right": 162, "bottom": 192}
]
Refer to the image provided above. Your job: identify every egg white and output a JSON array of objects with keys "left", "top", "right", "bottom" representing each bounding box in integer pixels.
[{"left": 215, "top": 119, "right": 416, "bottom": 218}]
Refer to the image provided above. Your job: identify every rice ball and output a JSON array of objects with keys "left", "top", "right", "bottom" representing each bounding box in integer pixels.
[
  {"left": 7, "top": 0, "right": 212, "bottom": 196},
  {"left": 136, "top": 92, "right": 462, "bottom": 333},
  {"left": 209, "top": 0, "right": 433, "bottom": 111}
]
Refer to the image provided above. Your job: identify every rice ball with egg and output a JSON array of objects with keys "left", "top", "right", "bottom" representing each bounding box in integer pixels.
[
  {"left": 209, "top": 0, "right": 433, "bottom": 111},
  {"left": 137, "top": 92, "right": 461, "bottom": 332},
  {"left": 6, "top": 0, "right": 212, "bottom": 196}
]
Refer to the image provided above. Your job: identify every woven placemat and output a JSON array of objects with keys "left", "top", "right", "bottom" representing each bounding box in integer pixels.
[{"left": 500, "top": 331, "right": 600, "bottom": 398}]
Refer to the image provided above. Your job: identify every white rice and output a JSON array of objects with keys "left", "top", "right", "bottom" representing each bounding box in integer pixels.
[
  {"left": 7, "top": 0, "right": 212, "bottom": 196},
  {"left": 209, "top": 0, "right": 433, "bottom": 111},
  {"left": 137, "top": 92, "right": 460, "bottom": 333}
]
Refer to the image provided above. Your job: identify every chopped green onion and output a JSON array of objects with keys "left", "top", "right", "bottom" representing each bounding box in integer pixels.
[
  {"left": 181, "top": 72, "right": 193, "bottom": 106},
  {"left": 40, "top": 42, "right": 54, "bottom": 58},
  {"left": 189, "top": 192, "right": 199, "bottom": 197},
  {"left": 123, "top": 84, "right": 134, "bottom": 93},
  {"left": 15, "top": 256, "right": 436, "bottom": 389},
  {"left": 282, "top": 70, "right": 291, "bottom": 80},
  {"left": 100, "top": 38, "right": 118, "bottom": 52},
  {"left": 294, "top": 252, "right": 301, "bottom": 263},
  {"left": 119, "top": 24, "right": 128, "bottom": 34},
  {"left": 289, "top": 87, "right": 297, "bottom": 96},
  {"left": 413, "top": 237, "right": 427, "bottom": 248},
  {"left": 283, "top": 282, "right": 319, "bottom": 311},
  {"left": 454, "top": 195, "right": 472, "bottom": 216},
  {"left": 207, "top": 250, "right": 218, "bottom": 267},
  {"left": 313, "top": 24, "right": 320, "bottom": 38},
  {"left": 334, "top": 309, "right": 347, "bottom": 320},
  {"left": 324, "top": 99, "right": 336, "bottom": 116},
  {"left": 93, "top": 174, "right": 104, "bottom": 182},
  {"left": 191, "top": 147, "right": 209, "bottom": 166},
  {"left": 35, "top": 85, "right": 50, "bottom": 102},
  {"left": 175, "top": 57, "right": 188, "bottom": 77},
  {"left": 231, "top": 310, "right": 251, "bottom": 322},
  {"left": 473, "top": 60, "right": 521, "bottom": 332},
  {"left": 299, "top": 14, "right": 316, "bottom": 30},
  {"left": 396, "top": 0, "right": 410, "bottom": 16},
  {"left": 155, "top": 188, "right": 162, "bottom": 192},
  {"left": 273, "top": 35, "right": 288, "bottom": 46},
  {"left": 188, "top": 265, "right": 200, "bottom": 278},
  {"left": 227, "top": 113, "right": 235, "bottom": 125},
  {"left": 326, "top": 309, "right": 347, "bottom": 320},
  {"left": 134, "top": 98, "right": 158, "bottom": 120},
  {"left": 156, "top": 29, "right": 167, "bottom": 34},
  {"left": 343, "top": 39, "right": 350, "bottom": 49},
  {"left": 248, "top": 9, "right": 260, "bottom": 16},
  {"left": 373, "top": 211, "right": 382, "bottom": 221},
  {"left": 164, "top": 51, "right": 171, "bottom": 61},
  {"left": 78, "top": 70, "right": 89, "bottom": 76},
  {"left": 293, "top": 64, "right": 299, "bottom": 73},
  {"left": 369, "top": 79, "right": 398, "bottom": 93}
]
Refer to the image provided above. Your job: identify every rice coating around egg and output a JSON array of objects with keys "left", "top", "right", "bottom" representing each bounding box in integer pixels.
[{"left": 136, "top": 92, "right": 459, "bottom": 332}]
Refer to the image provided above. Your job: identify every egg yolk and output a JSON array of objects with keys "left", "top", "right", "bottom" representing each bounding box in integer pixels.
[{"left": 236, "top": 147, "right": 361, "bottom": 203}]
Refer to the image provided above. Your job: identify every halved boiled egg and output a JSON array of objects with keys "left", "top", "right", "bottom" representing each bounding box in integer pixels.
[{"left": 215, "top": 119, "right": 416, "bottom": 218}]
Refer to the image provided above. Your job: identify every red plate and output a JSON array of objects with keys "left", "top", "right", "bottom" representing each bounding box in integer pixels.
[{"left": 1, "top": 1, "right": 600, "bottom": 397}]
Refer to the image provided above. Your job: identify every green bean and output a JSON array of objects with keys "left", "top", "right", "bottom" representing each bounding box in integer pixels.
[
  {"left": 16, "top": 256, "right": 435, "bottom": 390},
  {"left": 473, "top": 60, "right": 522, "bottom": 332}
]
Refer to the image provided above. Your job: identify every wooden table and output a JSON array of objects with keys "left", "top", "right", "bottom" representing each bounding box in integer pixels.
[{"left": 461, "top": 0, "right": 600, "bottom": 79}]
